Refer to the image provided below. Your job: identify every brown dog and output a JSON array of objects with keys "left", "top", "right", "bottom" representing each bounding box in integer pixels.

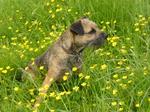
[{"left": 25, "top": 17, "right": 108, "bottom": 109}]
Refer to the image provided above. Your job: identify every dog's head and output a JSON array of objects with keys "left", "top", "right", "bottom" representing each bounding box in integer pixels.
[{"left": 70, "top": 17, "right": 108, "bottom": 48}]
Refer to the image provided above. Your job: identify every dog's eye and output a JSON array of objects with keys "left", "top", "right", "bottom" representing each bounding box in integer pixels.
[{"left": 88, "top": 28, "right": 96, "bottom": 34}]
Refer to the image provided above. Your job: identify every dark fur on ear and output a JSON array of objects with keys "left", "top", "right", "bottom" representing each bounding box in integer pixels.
[
  {"left": 70, "top": 21, "right": 84, "bottom": 35},
  {"left": 81, "top": 16, "right": 88, "bottom": 19}
]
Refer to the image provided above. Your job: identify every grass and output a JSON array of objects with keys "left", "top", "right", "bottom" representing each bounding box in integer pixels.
[{"left": 0, "top": 0, "right": 150, "bottom": 111}]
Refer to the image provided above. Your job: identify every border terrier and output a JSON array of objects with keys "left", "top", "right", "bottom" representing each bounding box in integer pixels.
[{"left": 25, "top": 17, "right": 108, "bottom": 108}]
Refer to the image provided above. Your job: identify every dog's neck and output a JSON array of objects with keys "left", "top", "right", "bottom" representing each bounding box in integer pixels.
[
  {"left": 60, "top": 29, "right": 85, "bottom": 55},
  {"left": 62, "top": 44, "right": 85, "bottom": 55}
]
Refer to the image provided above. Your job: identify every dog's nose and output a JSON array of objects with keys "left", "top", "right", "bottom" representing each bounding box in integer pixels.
[{"left": 99, "top": 32, "right": 108, "bottom": 39}]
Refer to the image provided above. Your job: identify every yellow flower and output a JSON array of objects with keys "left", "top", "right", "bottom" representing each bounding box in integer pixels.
[
  {"left": 122, "top": 84, "right": 127, "bottom": 89},
  {"left": 10, "top": 68, "right": 14, "bottom": 71},
  {"left": 49, "top": 92, "right": 56, "bottom": 97},
  {"left": 101, "top": 64, "right": 107, "bottom": 70},
  {"left": 129, "top": 72, "right": 134, "bottom": 76},
  {"left": 122, "top": 75, "right": 127, "bottom": 79},
  {"left": 51, "top": 25, "right": 56, "bottom": 30},
  {"left": 119, "top": 101, "right": 125, "bottom": 105},
  {"left": 2, "top": 45, "right": 7, "bottom": 49},
  {"left": 148, "top": 97, "right": 150, "bottom": 102},
  {"left": 34, "top": 103, "right": 40, "bottom": 108},
  {"left": 32, "top": 109, "right": 38, "bottom": 112},
  {"left": 25, "top": 66, "right": 29, "bottom": 70},
  {"left": 72, "top": 67, "right": 78, "bottom": 72},
  {"left": 137, "top": 91, "right": 144, "bottom": 96},
  {"left": 31, "top": 61, "right": 35, "bottom": 65},
  {"left": 6, "top": 66, "right": 10, "bottom": 69},
  {"left": 0, "top": 68, "right": 3, "bottom": 71},
  {"left": 17, "top": 101, "right": 22, "bottom": 105},
  {"left": 85, "top": 75, "right": 90, "bottom": 80},
  {"left": 112, "top": 89, "right": 118, "bottom": 95},
  {"left": 65, "top": 72, "right": 69, "bottom": 75},
  {"left": 126, "top": 66, "right": 130, "bottom": 70},
  {"left": 46, "top": 2, "right": 50, "bottom": 6},
  {"left": 127, "top": 80, "right": 132, "bottom": 84},
  {"left": 113, "top": 74, "right": 118, "bottom": 79},
  {"left": 51, "top": 0, "right": 55, "bottom": 2},
  {"left": 4, "top": 97, "right": 8, "bottom": 100},
  {"left": 118, "top": 61, "right": 123, "bottom": 65},
  {"left": 90, "top": 64, "right": 97, "bottom": 69},
  {"left": 106, "top": 22, "right": 110, "bottom": 25},
  {"left": 68, "top": 9, "right": 71, "bottom": 12},
  {"left": 105, "top": 86, "right": 111, "bottom": 90},
  {"left": 113, "top": 20, "right": 117, "bottom": 24},
  {"left": 49, "top": 10, "right": 52, "bottom": 14},
  {"left": 2, "top": 70, "right": 7, "bottom": 74},
  {"left": 81, "top": 82, "right": 87, "bottom": 87},
  {"left": 29, "top": 89, "right": 34, "bottom": 95},
  {"left": 29, "top": 48, "right": 33, "bottom": 51},
  {"left": 59, "top": 92, "right": 66, "bottom": 96},
  {"left": 116, "top": 79, "right": 121, "bottom": 82},
  {"left": 25, "top": 103, "right": 30, "bottom": 108},
  {"left": 139, "top": 15, "right": 143, "bottom": 18},
  {"left": 51, "top": 14, "right": 55, "bottom": 18},
  {"left": 39, "top": 66, "right": 44, "bottom": 70},
  {"left": 50, "top": 109, "right": 55, "bottom": 112},
  {"left": 39, "top": 92, "right": 47, "bottom": 97},
  {"left": 34, "top": 48, "right": 38, "bottom": 52},
  {"left": 16, "top": 29, "right": 19, "bottom": 33},
  {"left": 79, "top": 73, "right": 84, "bottom": 79},
  {"left": 106, "top": 52, "right": 111, "bottom": 56},
  {"left": 30, "top": 99, "right": 35, "bottom": 103},
  {"left": 63, "top": 75, "right": 68, "bottom": 81},
  {"left": 14, "top": 87, "right": 19, "bottom": 91},
  {"left": 44, "top": 84, "right": 49, "bottom": 90},
  {"left": 39, "top": 85, "right": 49, "bottom": 93},
  {"left": 20, "top": 54, "right": 24, "bottom": 59},
  {"left": 134, "top": 23, "right": 139, "bottom": 26},
  {"left": 2, "top": 35, "right": 6, "bottom": 38},
  {"left": 25, "top": 21, "right": 29, "bottom": 25},
  {"left": 120, "top": 49, "right": 127, "bottom": 54},
  {"left": 111, "top": 101, "right": 117, "bottom": 106},
  {"left": 112, "top": 42, "right": 117, "bottom": 47},
  {"left": 101, "top": 26, "right": 106, "bottom": 31},
  {"left": 73, "top": 86, "right": 79, "bottom": 92},
  {"left": 66, "top": 91, "right": 71, "bottom": 95},
  {"left": 112, "top": 36, "right": 120, "bottom": 41},
  {"left": 135, "top": 103, "right": 140, "bottom": 108},
  {"left": 135, "top": 28, "right": 139, "bottom": 32},
  {"left": 49, "top": 78, "right": 54, "bottom": 82},
  {"left": 101, "top": 21, "right": 104, "bottom": 24},
  {"left": 119, "top": 107, "right": 124, "bottom": 111},
  {"left": 8, "top": 26, "right": 12, "bottom": 30},
  {"left": 56, "top": 95, "right": 61, "bottom": 100}
]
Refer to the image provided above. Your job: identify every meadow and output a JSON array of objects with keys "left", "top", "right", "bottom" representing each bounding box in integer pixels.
[{"left": 0, "top": 0, "right": 150, "bottom": 112}]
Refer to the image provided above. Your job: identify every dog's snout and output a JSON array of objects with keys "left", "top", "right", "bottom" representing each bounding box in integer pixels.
[{"left": 99, "top": 32, "right": 108, "bottom": 39}]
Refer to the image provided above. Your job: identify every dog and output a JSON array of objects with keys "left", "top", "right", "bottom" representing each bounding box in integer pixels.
[{"left": 25, "top": 17, "right": 108, "bottom": 109}]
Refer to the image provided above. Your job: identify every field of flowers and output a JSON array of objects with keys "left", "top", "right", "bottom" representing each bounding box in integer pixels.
[{"left": 0, "top": 0, "right": 150, "bottom": 112}]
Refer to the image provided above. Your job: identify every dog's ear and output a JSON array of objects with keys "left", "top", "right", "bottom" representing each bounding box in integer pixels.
[
  {"left": 70, "top": 21, "right": 84, "bottom": 35},
  {"left": 81, "top": 16, "right": 88, "bottom": 19}
]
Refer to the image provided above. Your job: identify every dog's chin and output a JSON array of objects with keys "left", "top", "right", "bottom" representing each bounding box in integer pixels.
[{"left": 88, "top": 39, "right": 105, "bottom": 49}]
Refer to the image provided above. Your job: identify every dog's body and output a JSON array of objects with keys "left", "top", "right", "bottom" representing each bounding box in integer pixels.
[
  {"left": 27, "top": 29, "right": 83, "bottom": 81},
  {"left": 25, "top": 17, "right": 108, "bottom": 109}
]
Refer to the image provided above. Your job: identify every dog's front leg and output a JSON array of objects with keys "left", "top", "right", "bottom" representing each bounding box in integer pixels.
[{"left": 33, "top": 68, "right": 58, "bottom": 109}]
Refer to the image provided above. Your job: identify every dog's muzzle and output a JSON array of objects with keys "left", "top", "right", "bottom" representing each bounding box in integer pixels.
[
  {"left": 98, "top": 32, "right": 108, "bottom": 39},
  {"left": 92, "top": 32, "right": 108, "bottom": 46}
]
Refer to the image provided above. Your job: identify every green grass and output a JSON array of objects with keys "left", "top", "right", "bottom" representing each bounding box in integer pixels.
[{"left": 0, "top": 0, "right": 150, "bottom": 112}]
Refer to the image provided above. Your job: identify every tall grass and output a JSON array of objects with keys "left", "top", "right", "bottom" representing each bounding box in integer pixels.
[{"left": 0, "top": 0, "right": 150, "bottom": 112}]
